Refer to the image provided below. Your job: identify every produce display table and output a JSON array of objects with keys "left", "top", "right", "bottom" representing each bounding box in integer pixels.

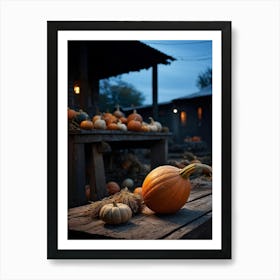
[
  {"left": 68, "top": 130, "right": 172, "bottom": 207},
  {"left": 68, "top": 182, "right": 212, "bottom": 240}
]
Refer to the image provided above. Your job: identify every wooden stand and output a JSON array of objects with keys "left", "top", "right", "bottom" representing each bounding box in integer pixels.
[{"left": 68, "top": 130, "right": 171, "bottom": 207}]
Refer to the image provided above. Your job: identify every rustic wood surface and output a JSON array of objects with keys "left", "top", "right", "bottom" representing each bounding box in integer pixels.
[
  {"left": 68, "top": 181, "right": 212, "bottom": 240},
  {"left": 69, "top": 130, "right": 172, "bottom": 144}
]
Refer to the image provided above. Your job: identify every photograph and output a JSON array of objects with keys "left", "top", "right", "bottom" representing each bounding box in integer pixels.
[
  {"left": 47, "top": 21, "right": 231, "bottom": 259},
  {"left": 1, "top": 0, "right": 280, "bottom": 278}
]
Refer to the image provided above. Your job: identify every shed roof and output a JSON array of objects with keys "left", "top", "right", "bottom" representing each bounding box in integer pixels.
[
  {"left": 174, "top": 85, "right": 212, "bottom": 101},
  {"left": 122, "top": 85, "right": 212, "bottom": 112},
  {"left": 68, "top": 41, "right": 175, "bottom": 80}
]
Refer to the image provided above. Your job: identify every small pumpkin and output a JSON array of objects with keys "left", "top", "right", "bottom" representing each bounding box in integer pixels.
[
  {"left": 161, "top": 126, "right": 170, "bottom": 133},
  {"left": 119, "top": 117, "right": 128, "bottom": 124},
  {"left": 149, "top": 117, "right": 162, "bottom": 132},
  {"left": 92, "top": 114, "right": 102, "bottom": 123},
  {"left": 106, "top": 181, "right": 121, "bottom": 195},
  {"left": 113, "top": 105, "right": 124, "bottom": 118},
  {"left": 117, "top": 121, "right": 127, "bottom": 131},
  {"left": 147, "top": 118, "right": 158, "bottom": 132},
  {"left": 107, "top": 122, "right": 119, "bottom": 130},
  {"left": 122, "top": 178, "right": 134, "bottom": 190},
  {"left": 68, "top": 108, "right": 78, "bottom": 120},
  {"left": 94, "top": 119, "right": 106, "bottom": 130},
  {"left": 141, "top": 122, "right": 150, "bottom": 132},
  {"left": 103, "top": 112, "right": 117, "bottom": 125},
  {"left": 99, "top": 201, "right": 132, "bottom": 225},
  {"left": 142, "top": 163, "right": 212, "bottom": 214},
  {"left": 133, "top": 187, "right": 143, "bottom": 197},
  {"left": 127, "top": 119, "right": 142, "bottom": 131},
  {"left": 80, "top": 120, "right": 94, "bottom": 130},
  {"left": 75, "top": 109, "right": 89, "bottom": 124},
  {"left": 192, "top": 136, "right": 201, "bottom": 142},
  {"left": 127, "top": 109, "right": 143, "bottom": 123}
]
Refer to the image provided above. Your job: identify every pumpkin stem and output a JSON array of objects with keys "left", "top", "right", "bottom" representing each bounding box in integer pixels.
[
  {"left": 112, "top": 201, "right": 118, "bottom": 207},
  {"left": 179, "top": 163, "right": 212, "bottom": 179}
]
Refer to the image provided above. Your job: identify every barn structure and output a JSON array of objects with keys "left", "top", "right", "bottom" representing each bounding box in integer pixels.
[
  {"left": 68, "top": 40, "right": 175, "bottom": 117},
  {"left": 123, "top": 85, "right": 212, "bottom": 153}
]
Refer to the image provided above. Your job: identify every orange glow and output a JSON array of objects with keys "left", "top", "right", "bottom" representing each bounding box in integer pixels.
[
  {"left": 180, "top": 111, "right": 187, "bottom": 124},
  {"left": 197, "top": 107, "right": 203, "bottom": 120},
  {"left": 73, "top": 81, "right": 80, "bottom": 94},
  {"left": 74, "top": 85, "right": 80, "bottom": 94}
]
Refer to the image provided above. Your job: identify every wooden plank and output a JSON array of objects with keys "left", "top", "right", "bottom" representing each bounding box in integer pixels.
[
  {"left": 164, "top": 212, "right": 212, "bottom": 239},
  {"left": 69, "top": 130, "right": 171, "bottom": 137},
  {"left": 68, "top": 204, "right": 91, "bottom": 217},
  {"left": 68, "top": 193, "right": 212, "bottom": 240},
  {"left": 70, "top": 131, "right": 172, "bottom": 144},
  {"left": 188, "top": 188, "right": 212, "bottom": 202},
  {"left": 89, "top": 143, "right": 107, "bottom": 200},
  {"left": 182, "top": 216, "right": 212, "bottom": 239}
]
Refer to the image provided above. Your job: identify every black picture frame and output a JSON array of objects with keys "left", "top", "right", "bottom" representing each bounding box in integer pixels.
[{"left": 47, "top": 21, "right": 231, "bottom": 259}]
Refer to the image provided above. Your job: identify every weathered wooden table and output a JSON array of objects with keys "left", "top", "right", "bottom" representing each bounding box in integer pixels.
[
  {"left": 68, "top": 180, "right": 212, "bottom": 240},
  {"left": 68, "top": 130, "right": 171, "bottom": 207}
]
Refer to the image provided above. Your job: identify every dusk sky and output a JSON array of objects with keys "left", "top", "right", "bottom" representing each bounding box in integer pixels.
[{"left": 119, "top": 40, "right": 212, "bottom": 105}]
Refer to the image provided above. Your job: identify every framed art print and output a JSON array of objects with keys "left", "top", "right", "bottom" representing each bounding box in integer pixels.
[{"left": 47, "top": 21, "right": 231, "bottom": 259}]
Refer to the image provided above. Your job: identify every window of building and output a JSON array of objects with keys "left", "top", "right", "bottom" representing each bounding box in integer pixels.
[
  {"left": 197, "top": 107, "right": 203, "bottom": 120},
  {"left": 180, "top": 111, "right": 187, "bottom": 125}
]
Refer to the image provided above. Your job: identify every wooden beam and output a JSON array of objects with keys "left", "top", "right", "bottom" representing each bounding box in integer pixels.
[
  {"left": 152, "top": 64, "right": 158, "bottom": 119},
  {"left": 90, "top": 77, "right": 99, "bottom": 115},
  {"left": 79, "top": 43, "right": 90, "bottom": 111},
  {"left": 89, "top": 143, "right": 107, "bottom": 200}
]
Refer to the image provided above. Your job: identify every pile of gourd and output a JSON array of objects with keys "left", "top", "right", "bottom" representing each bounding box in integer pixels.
[{"left": 68, "top": 105, "right": 167, "bottom": 132}]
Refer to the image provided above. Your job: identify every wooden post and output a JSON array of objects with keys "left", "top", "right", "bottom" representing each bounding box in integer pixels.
[
  {"left": 152, "top": 64, "right": 158, "bottom": 119},
  {"left": 79, "top": 43, "right": 90, "bottom": 111},
  {"left": 68, "top": 136, "right": 74, "bottom": 207},
  {"left": 89, "top": 143, "right": 107, "bottom": 200},
  {"left": 73, "top": 143, "right": 87, "bottom": 206},
  {"left": 90, "top": 77, "right": 100, "bottom": 115}
]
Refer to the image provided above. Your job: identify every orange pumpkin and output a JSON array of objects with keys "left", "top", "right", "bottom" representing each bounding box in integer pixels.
[
  {"left": 141, "top": 123, "right": 150, "bottom": 132},
  {"left": 127, "top": 119, "right": 142, "bottom": 131},
  {"left": 133, "top": 187, "right": 143, "bottom": 197},
  {"left": 92, "top": 114, "right": 102, "bottom": 123},
  {"left": 192, "top": 136, "right": 201, "bottom": 142},
  {"left": 127, "top": 109, "right": 143, "bottom": 123},
  {"left": 119, "top": 117, "right": 128, "bottom": 124},
  {"left": 80, "top": 120, "right": 94, "bottom": 130},
  {"left": 68, "top": 108, "right": 77, "bottom": 120},
  {"left": 107, "top": 122, "right": 119, "bottom": 130},
  {"left": 104, "top": 115, "right": 117, "bottom": 125},
  {"left": 142, "top": 163, "right": 212, "bottom": 214},
  {"left": 106, "top": 181, "right": 121, "bottom": 195}
]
